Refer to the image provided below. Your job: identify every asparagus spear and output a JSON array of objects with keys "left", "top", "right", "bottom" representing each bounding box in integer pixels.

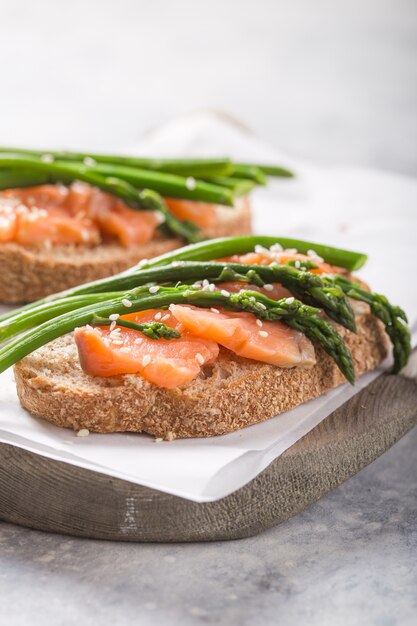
[
  {"left": 228, "top": 164, "right": 267, "bottom": 184},
  {"left": 235, "top": 163, "right": 294, "bottom": 178},
  {"left": 0, "top": 149, "right": 234, "bottom": 178},
  {"left": 203, "top": 176, "right": 257, "bottom": 196},
  {"left": 0, "top": 285, "right": 354, "bottom": 383},
  {"left": 0, "top": 261, "right": 356, "bottom": 342},
  {"left": 333, "top": 276, "right": 411, "bottom": 374},
  {"left": 0, "top": 154, "right": 200, "bottom": 242},
  {"left": 90, "top": 315, "right": 181, "bottom": 339},
  {"left": 0, "top": 236, "right": 368, "bottom": 324},
  {"left": 57, "top": 160, "right": 235, "bottom": 206}
]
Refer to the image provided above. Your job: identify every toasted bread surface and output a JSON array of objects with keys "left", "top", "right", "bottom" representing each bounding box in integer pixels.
[
  {"left": 0, "top": 197, "right": 251, "bottom": 303},
  {"left": 14, "top": 311, "right": 389, "bottom": 440}
]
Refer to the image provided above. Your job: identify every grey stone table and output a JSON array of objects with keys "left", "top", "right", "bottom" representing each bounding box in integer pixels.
[
  {"left": 1, "top": 0, "right": 416, "bottom": 624},
  {"left": 1, "top": 429, "right": 416, "bottom": 626}
]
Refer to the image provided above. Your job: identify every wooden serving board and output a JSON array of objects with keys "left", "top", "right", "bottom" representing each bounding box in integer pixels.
[{"left": 0, "top": 354, "right": 416, "bottom": 542}]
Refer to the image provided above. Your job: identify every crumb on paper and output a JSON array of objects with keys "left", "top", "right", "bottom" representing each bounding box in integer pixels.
[{"left": 76, "top": 428, "right": 90, "bottom": 437}]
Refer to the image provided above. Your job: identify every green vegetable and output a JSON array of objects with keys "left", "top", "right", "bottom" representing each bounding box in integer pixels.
[
  {"left": 334, "top": 276, "right": 411, "bottom": 374},
  {"left": 0, "top": 149, "right": 234, "bottom": 177},
  {"left": 0, "top": 261, "right": 355, "bottom": 342},
  {"left": 235, "top": 163, "right": 294, "bottom": 178},
  {"left": 0, "top": 236, "right": 368, "bottom": 324},
  {"left": 0, "top": 285, "right": 354, "bottom": 383},
  {"left": 90, "top": 315, "right": 181, "bottom": 339},
  {"left": 58, "top": 160, "right": 235, "bottom": 206}
]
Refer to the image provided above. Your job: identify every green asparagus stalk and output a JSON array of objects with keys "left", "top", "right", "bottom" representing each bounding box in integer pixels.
[
  {"left": 0, "top": 154, "right": 200, "bottom": 242},
  {"left": 0, "top": 261, "right": 356, "bottom": 342},
  {"left": 0, "top": 149, "right": 234, "bottom": 178},
  {"left": 90, "top": 315, "right": 181, "bottom": 339},
  {"left": 203, "top": 176, "right": 257, "bottom": 196},
  {"left": 57, "top": 160, "right": 235, "bottom": 206},
  {"left": 0, "top": 285, "right": 354, "bottom": 383},
  {"left": 228, "top": 164, "right": 267, "bottom": 184},
  {"left": 0, "top": 236, "right": 368, "bottom": 325},
  {"left": 333, "top": 276, "right": 411, "bottom": 373},
  {"left": 235, "top": 163, "right": 294, "bottom": 178}
]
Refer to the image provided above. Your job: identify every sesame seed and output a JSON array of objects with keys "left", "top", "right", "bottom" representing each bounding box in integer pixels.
[
  {"left": 221, "top": 289, "right": 230, "bottom": 297},
  {"left": 120, "top": 346, "right": 131, "bottom": 353},
  {"left": 111, "top": 339, "right": 123, "bottom": 346},
  {"left": 257, "top": 302, "right": 267, "bottom": 310},
  {"left": 154, "top": 437, "right": 163, "bottom": 443},
  {"left": 149, "top": 285, "right": 160, "bottom": 294},
  {"left": 154, "top": 312, "right": 162, "bottom": 320},
  {"left": 185, "top": 176, "right": 196, "bottom": 190},
  {"left": 109, "top": 313, "right": 119, "bottom": 321},
  {"left": 286, "top": 297, "right": 295, "bottom": 304},
  {"left": 122, "top": 298, "right": 132, "bottom": 307},
  {"left": 83, "top": 156, "right": 97, "bottom": 166},
  {"left": 142, "top": 355, "right": 151, "bottom": 367},
  {"left": 286, "top": 248, "right": 298, "bottom": 254},
  {"left": 161, "top": 313, "right": 170, "bottom": 322},
  {"left": 258, "top": 330, "right": 268, "bottom": 338},
  {"left": 76, "top": 428, "right": 90, "bottom": 437},
  {"left": 263, "top": 284, "right": 274, "bottom": 292},
  {"left": 110, "top": 320, "right": 117, "bottom": 331},
  {"left": 209, "top": 283, "right": 216, "bottom": 292},
  {"left": 40, "top": 153, "right": 54, "bottom": 163},
  {"left": 210, "top": 308, "right": 220, "bottom": 314},
  {"left": 295, "top": 260, "right": 301, "bottom": 268},
  {"left": 254, "top": 244, "right": 271, "bottom": 256},
  {"left": 270, "top": 243, "right": 283, "bottom": 252},
  {"left": 195, "top": 353, "right": 204, "bottom": 365},
  {"left": 256, "top": 319, "right": 263, "bottom": 327}
]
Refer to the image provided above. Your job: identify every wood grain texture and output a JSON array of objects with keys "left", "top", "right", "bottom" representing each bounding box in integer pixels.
[{"left": 0, "top": 356, "right": 416, "bottom": 542}]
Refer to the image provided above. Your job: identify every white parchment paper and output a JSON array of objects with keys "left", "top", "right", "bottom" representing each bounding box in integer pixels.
[{"left": 0, "top": 111, "right": 416, "bottom": 502}]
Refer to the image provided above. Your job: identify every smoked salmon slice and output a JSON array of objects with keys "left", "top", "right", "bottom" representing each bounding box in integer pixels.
[
  {"left": 169, "top": 305, "right": 316, "bottom": 368},
  {"left": 164, "top": 198, "right": 217, "bottom": 230},
  {"left": 74, "top": 309, "right": 219, "bottom": 388},
  {"left": 222, "top": 251, "right": 334, "bottom": 274},
  {"left": 0, "top": 183, "right": 160, "bottom": 248}
]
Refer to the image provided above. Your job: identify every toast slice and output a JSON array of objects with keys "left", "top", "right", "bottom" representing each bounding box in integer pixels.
[
  {"left": 14, "top": 310, "right": 389, "bottom": 440},
  {"left": 0, "top": 197, "right": 251, "bottom": 303}
]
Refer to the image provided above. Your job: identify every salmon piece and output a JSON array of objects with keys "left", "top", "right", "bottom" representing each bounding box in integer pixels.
[
  {"left": 165, "top": 198, "right": 217, "bottom": 230},
  {"left": 223, "top": 251, "right": 334, "bottom": 274},
  {"left": 2, "top": 185, "right": 68, "bottom": 210},
  {"left": 0, "top": 202, "right": 18, "bottom": 242},
  {"left": 170, "top": 305, "right": 315, "bottom": 368},
  {"left": 15, "top": 211, "right": 100, "bottom": 245},
  {"left": 0, "top": 183, "right": 160, "bottom": 248},
  {"left": 75, "top": 309, "right": 219, "bottom": 388},
  {"left": 216, "top": 281, "right": 291, "bottom": 301},
  {"left": 97, "top": 204, "right": 160, "bottom": 247}
]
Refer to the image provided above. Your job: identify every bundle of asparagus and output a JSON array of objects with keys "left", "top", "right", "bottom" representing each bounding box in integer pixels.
[
  {"left": 0, "top": 149, "right": 293, "bottom": 243},
  {"left": 0, "top": 236, "right": 410, "bottom": 382}
]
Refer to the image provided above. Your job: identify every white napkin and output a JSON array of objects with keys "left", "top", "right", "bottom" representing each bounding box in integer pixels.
[{"left": 0, "top": 111, "right": 416, "bottom": 503}]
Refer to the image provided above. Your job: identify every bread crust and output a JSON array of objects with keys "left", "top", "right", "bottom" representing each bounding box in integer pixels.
[
  {"left": 14, "top": 312, "right": 389, "bottom": 440},
  {"left": 0, "top": 197, "right": 252, "bottom": 303}
]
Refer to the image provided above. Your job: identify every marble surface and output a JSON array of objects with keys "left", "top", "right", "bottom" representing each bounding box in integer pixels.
[{"left": 1, "top": 1, "right": 416, "bottom": 624}]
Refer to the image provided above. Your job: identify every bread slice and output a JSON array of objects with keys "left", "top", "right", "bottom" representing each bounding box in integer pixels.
[
  {"left": 14, "top": 310, "right": 389, "bottom": 440},
  {"left": 0, "top": 197, "right": 251, "bottom": 303}
]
